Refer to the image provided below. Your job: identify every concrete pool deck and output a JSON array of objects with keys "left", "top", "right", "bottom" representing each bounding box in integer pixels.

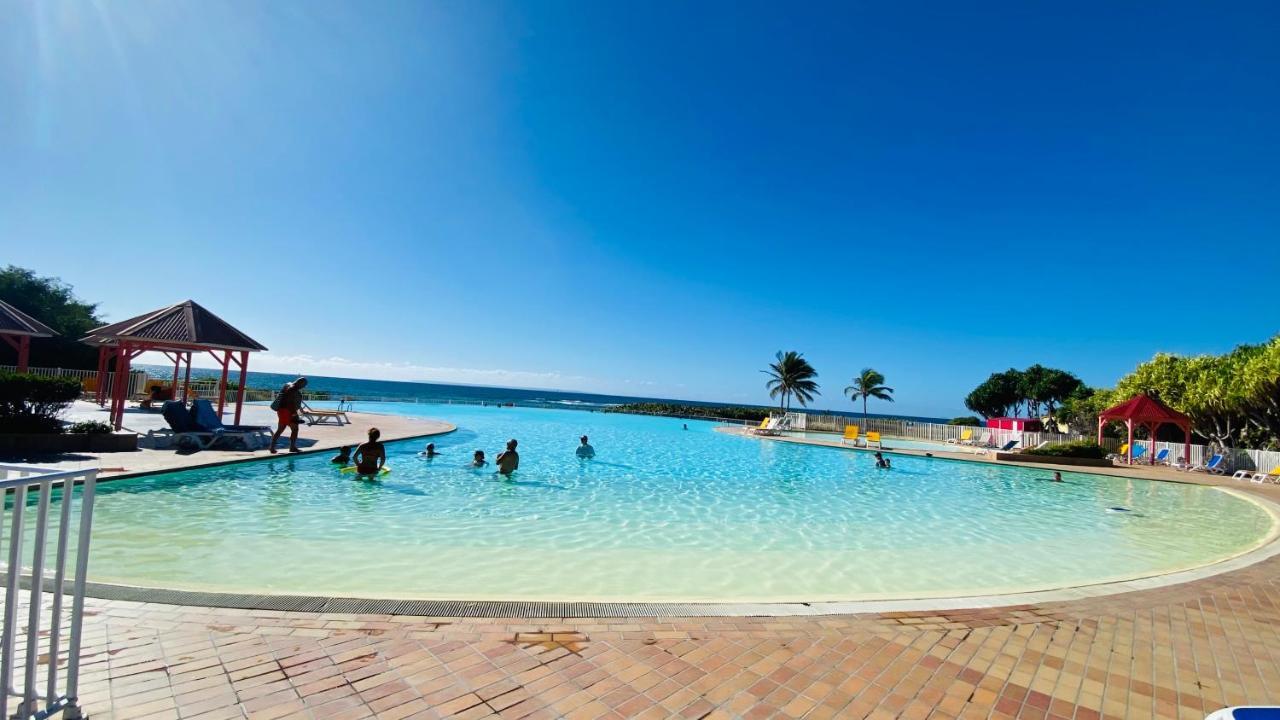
[{"left": 0, "top": 401, "right": 455, "bottom": 480}]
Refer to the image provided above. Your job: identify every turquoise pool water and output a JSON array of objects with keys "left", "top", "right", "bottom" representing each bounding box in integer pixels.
[{"left": 77, "top": 403, "right": 1275, "bottom": 602}]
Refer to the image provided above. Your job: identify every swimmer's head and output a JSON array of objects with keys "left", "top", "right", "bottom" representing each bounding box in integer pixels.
[
  {"left": 474, "top": 450, "right": 485, "bottom": 460},
  {"left": 368, "top": 427, "right": 380, "bottom": 441},
  {"left": 506, "top": 439, "right": 518, "bottom": 450},
  {"left": 426, "top": 443, "right": 435, "bottom": 451},
  {"left": 580, "top": 435, "right": 589, "bottom": 444}
]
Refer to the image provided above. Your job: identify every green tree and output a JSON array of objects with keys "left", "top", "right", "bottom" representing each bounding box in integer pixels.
[
  {"left": 964, "top": 369, "right": 1022, "bottom": 419},
  {"left": 0, "top": 266, "right": 104, "bottom": 369},
  {"left": 762, "top": 351, "right": 820, "bottom": 412},
  {"left": 844, "top": 368, "right": 894, "bottom": 425}
]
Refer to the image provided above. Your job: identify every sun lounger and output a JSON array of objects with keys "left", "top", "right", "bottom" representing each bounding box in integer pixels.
[
  {"left": 947, "top": 429, "right": 973, "bottom": 445},
  {"left": 841, "top": 425, "right": 860, "bottom": 445},
  {"left": 190, "top": 399, "right": 271, "bottom": 449},
  {"left": 1192, "top": 454, "right": 1226, "bottom": 475},
  {"left": 866, "top": 431, "right": 882, "bottom": 448},
  {"left": 300, "top": 401, "right": 350, "bottom": 427},
  {"left": 1126, "top": 445, "right": 1147, "bottom": 464},
  {"left": 1106, "top": 443, "right": 1130, "bottom": 462},
  {"left": 752, "top": 417, "right": 783, "bottom": 436},
  {"left": 1151, "top": 448, "right": 1170, "bottom": 465},
  {"left": 1248, "top": 466, "right": 1280, "bottom": 484},
  {"left": 147, "top": 400, "right": 269, "bottom": 451}
]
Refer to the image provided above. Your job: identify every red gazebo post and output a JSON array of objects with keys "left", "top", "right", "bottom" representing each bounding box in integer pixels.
[{"left": 233, "top": 351, "right": 249, "bottom": 425}]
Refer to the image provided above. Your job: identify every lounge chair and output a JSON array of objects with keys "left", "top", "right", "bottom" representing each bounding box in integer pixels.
[
  {"left": 1192, "top": 454, "right": 1226, "bottom": 475},
  {"left": 1151, "top": 448, "right": 1170, "bottom": 465},
  {"left": 1106, "top": 443, "right": 1130, "bottom": 462},
  {"left": 300, "top": 401, "right": 350, "bottom": 427},
  {"left": 866, "top": 431, "right": 882, "bottom": 448},
  {"left": 974, "top": 430, "right": 993, "bottom": 447},
  {"left": 189, "top": 399, "right": 271, "bottom": 449},
  {"left": 948, "top": 429, "right": 973, "bottom": 445},
  {"left": 1125, "top": 445, "right": 1148, "bottom": 464},
  {"left": 1250, "top": 466, "right": 1280, "bottom": 484},
  {"left": 752, "top": 417, "right": 782, "bottom": 436},
  {"left": 841, "top": 425, "right": 860, "bottom": 445}
]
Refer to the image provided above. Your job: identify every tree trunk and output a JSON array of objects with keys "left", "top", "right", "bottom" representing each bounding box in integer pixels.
[{"left": 863, "top": 396, "right": 868, "bottom": 427}]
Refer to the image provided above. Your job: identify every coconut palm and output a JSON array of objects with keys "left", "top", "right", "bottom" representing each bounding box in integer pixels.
[
  {"left": 762, "top": 351, "right": 820, "bottom": 412},
  {"left": 845, "top": 368, "right": 895, "bottom": 425}
]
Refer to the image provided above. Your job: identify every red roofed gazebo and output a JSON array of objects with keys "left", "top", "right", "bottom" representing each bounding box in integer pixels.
[
  {"left": 0, "top": 299, "right": 57, "bottom": 372},
  {"left": 1097, "top": 393, "right": 1192, "bottom": 465},
  {"left": 83, "top": 301, "right": 267, "bottom": 430}
]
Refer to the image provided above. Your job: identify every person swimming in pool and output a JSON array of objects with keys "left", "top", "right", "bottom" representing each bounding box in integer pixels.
[
  {"left": 471, "top": 450, "right": 487, "bottom": 467},
  {"left": 1052, "top": 471, "right": 1063, "bottom": 482},
  {"left": 576, "top": 435, "right": 595, "bottom": 459},
  {"left": 496, "top": 439, "right": 519, "bottom": 475},
  {"left": 330, "top": 445, "right": 351, "bottom": 465},
  {"left": 351, "top": 428, "right": 385, "bottom": 477},
  {"left": 874, "top": 452, "right": 891, "bottom": 469},
  {"left": 421, "top": 442, "right": 439, "bottom": 458}
]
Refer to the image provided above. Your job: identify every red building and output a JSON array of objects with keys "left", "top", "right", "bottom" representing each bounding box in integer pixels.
[{"left": 986, "top": 417, "right": 1043, "bottom": 432}]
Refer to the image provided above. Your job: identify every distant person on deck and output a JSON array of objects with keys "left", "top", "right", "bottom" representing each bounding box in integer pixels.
[
  {"left": 331, "top": 445, "right": 351, "bottom": 465},
  {"left": 576, "top": 435, "right": 595, "bottom": 459},
  {"left": 269, "top": 377, "right": 307, "bottom": 454},
  {"left": 352, "top": 428, "right": 385, "bottom": 477},
  {"left": 496, "top": 439, "right": 520, "bottom": 475},
  {"left": 472, "top": 450, "right": 487, "bottom": 467}
]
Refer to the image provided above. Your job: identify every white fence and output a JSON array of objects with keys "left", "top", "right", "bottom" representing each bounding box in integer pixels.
[
  {"left": 790, "top": 413, "right": 1280, "bottom": 472},
  {"left": 0, "top": 465, "right": 96, "bottom": 720}
]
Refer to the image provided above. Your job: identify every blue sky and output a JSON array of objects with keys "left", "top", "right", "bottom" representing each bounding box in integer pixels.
[{"left": 3, "top": 1, "right": 1278, "bottom": 417}]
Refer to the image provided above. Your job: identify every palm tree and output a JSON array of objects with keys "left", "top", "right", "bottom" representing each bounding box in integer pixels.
[
  {"left": 762, "top": 351, "right": 820, "bottom": 412},
  {"left": 845, "top": 368, "right": 894, "bottom": 425}
]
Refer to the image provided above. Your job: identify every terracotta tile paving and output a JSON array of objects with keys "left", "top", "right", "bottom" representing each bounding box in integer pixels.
[{"left": 55, "top": 539, "right": 1278, "bottom": 719}]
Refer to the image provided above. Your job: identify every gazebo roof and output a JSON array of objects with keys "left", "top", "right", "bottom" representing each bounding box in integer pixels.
[
  {"left": 82, "top": 300, "right": 268, "bottom": 353},
  {"left": 0, "top": 299, "right": 57, "bottom": 337},
  {"left": 1099, "top": 393, "right": 1190, "bottom": 426}
]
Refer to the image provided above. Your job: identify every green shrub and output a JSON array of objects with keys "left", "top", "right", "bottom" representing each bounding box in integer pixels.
[
  {"left": 0, "top": 371, "right": 82, "bottom": 434},
  {"left": 947, "top": 416, "right": 982, "bottom": 426},
  {"left": 67, "top": 420, "right": 113, "bottom": 434},
  {"left": 1023, "top": 440, "right": 1107, "bottom": 459},
  {"left": 605, "top": 402, "right": 770, "bottom": 421}
]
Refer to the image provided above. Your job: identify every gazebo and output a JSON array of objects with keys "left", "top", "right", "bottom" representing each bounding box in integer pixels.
[
  {"left": 1097, "top": 393, "right": 1192, "bottom": 465},
  {"left": 82, "top": 301, "right": 267, "bottom": 430},
  {"left": 0, "top": 299, "right": 57, "bottom": 372}
]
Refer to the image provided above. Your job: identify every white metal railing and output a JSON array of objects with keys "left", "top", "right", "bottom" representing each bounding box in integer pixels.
[{"left": 0, "top": 465, "right": 96, "bottom": 720}]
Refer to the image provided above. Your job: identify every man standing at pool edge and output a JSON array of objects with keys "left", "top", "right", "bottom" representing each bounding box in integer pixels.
[
  {"left": 270, "top": 377, "right": 307, "bottom": 454},
  {"left": 496, "top": 438, "right": 519, "bottom": 475}
]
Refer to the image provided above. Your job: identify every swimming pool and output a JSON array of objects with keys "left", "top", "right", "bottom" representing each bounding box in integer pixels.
[{"left": 66, "top": 403, "right": 1276, "bottom": 602}]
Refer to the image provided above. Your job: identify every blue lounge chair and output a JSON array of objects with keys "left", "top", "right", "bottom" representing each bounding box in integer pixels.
[
  {"left": 998, "top": 439, "right": 1018, "bottom": 451},
  {"left": 190, "top": 399, "right": 271, "bottom": 449},
  {"left": 1193, "top": 454, "right": 1226, "bottom": 475},
  {"left": 1126, "top": 445, "right": 1147, "bottom": 464},
  {"left": 1151, "top": 448, "right": 1170, "bottom": 465}
]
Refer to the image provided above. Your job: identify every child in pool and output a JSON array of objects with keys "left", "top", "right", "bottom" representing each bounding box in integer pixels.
[
  {"left": 330, "top": 446, "right": 351, "bottom": 465},
  {"left": 472, "top": 450, "right": 487, "bottom": 467}
]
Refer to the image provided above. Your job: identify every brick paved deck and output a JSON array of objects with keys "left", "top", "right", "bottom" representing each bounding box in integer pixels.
[{"left": 74, "top": 528, "right": 1280, "bottom": 719}]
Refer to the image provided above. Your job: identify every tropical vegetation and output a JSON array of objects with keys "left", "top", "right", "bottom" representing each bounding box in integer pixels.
[
  {"left": 963, "top": 365, "right": 1083, "bottom": 423},
  {"left": 762, "top": 351, "right": 820, "bottom": 411},
  {"left": 0, "top": 371, "right": 82, "bottom": 434},
  {"left": 1022, "top": 440, "right": 1107, "bottom": 459},
  {"left": 0, "top": 266, "right": 104, "bottom": 370},
  {"left": 947, "top": 415, "right": 982, "bottom": 426},
  {"left": 605, "top": 403, "right": 771, "bottom": 421},
  {"left": 844, "top": 368, "right": 894, "bottom": 425},
  {"left": 969, "top": 334, "right": 1280, "bottom": 451}
]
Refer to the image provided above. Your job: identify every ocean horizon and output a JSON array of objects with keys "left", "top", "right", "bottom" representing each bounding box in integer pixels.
[{"left": 135, "top": 364, "right": 949, "bottom": 424}]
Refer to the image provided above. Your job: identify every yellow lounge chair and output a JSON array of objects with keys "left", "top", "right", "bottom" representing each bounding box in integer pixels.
[
  {"left": 948, "top": 428, "right": 974, "bottom": 445},
  {"left": 842, "top": 425, "right": 860, "bottom": 444},
  {"left": 1251, "top": 466, "right": 1280, "bottom": 484},
  {"left": 866, "top": 431, "right": 881, "bottom": 448}
]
